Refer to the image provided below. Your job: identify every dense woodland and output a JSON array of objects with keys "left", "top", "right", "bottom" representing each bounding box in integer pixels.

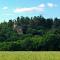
[{"left": 0, "top": 15, "right": 60, "bottom": 51}]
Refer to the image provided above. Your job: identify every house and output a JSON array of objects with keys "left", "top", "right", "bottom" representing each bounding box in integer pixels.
[{"left": 13, "top": 22, "right": 23, "bottom": 34}]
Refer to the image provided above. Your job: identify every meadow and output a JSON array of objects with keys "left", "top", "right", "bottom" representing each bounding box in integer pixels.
[{"left": 0, "top": 51, "right": 60, "bottom": 60}]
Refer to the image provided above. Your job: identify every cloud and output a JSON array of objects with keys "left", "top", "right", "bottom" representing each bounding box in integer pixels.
[
  {"left": 47, "top": 3, "right": 57, "bottom": 8},
  {"left": 3, "top": 6, "right": 8, "bottom": 10},
  {"left": 14, "top": 4, "right": 45, "bottom": 13},
  {"left": 14, "top": 8, "right": 34, "bottom": 13},
  {"left": 13, "top": 3, "right": 58, "bottom": 13},
  {"left": 38, "top": 4, "right": 45, "bottom": 8}
]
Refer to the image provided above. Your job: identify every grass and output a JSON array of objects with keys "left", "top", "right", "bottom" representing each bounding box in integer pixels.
[{"left": 0, "top": 51, "right": 60, "bottom": 60}]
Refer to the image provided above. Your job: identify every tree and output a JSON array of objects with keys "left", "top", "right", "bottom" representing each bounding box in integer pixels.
[
  {"left": 46, "top": 18, "right": 53, "bottom": 29},
  {"left": 54, "top": 18, "right": 60, "bottom": 29},
  {"left": 8, "top": 20, "right": 13, "bottom": 29}
]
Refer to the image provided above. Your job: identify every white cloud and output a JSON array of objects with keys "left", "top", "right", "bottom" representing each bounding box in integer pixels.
[
  {"left": 47, "top": 3, "right": 57, "bottom": 8},
  {"left": 14, "top": 8, "right": 34, "bottom": 13},
  {"left": 3, "top": 6, "right": 8, "bottom": 10},
  {"left": 14, "top": 3, "right": 58, "bottom": 13},
  {"left": 38, "top": 4, "right": 45, "bottom": 8},
  {"left": 14, "top": 4, "right": 45, "bottom": 13}
]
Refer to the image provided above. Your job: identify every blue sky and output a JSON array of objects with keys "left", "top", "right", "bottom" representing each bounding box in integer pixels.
[{"left": 0, "top": 0, "right": 60, "bottom": 22}]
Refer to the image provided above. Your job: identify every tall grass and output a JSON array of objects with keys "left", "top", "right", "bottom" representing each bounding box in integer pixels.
[{"left": 0, "top": 51, "right": 60, "bottom": 60}]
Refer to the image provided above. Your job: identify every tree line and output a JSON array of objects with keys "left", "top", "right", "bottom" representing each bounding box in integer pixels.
[{"left": 0, "top": 15, "right": 60, "bottom": 51}]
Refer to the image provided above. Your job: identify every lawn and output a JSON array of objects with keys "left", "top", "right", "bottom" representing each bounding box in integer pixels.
[{"left": 0, "top": 51, "right": 60, "bottom": 60}]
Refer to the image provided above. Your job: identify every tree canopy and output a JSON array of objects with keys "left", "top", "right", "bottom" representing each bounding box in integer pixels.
[{"left": 0, "top": 15, "right": 60, "bottom": 51}]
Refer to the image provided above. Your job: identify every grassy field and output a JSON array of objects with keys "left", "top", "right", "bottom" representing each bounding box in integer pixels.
[{"left": 0, "top": 51, "right": 60, "bottom": 60}]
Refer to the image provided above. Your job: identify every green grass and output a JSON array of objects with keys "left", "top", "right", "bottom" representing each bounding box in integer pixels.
[{"left": 0, "top": 51, "right": 60, "bottom": 60}]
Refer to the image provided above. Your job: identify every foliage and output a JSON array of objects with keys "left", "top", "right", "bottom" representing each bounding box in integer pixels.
[{"left": 0, "top": 15, "right": 60, "bottom": 50}]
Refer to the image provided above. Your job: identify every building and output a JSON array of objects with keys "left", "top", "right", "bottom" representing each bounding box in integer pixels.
[{"left": 13, "top": 22, "right": 23, "bottom": 34}]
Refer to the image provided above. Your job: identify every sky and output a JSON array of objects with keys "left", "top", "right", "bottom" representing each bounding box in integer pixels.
[{"left": 0, "top": 0, "right": 60, "bottom": 22}]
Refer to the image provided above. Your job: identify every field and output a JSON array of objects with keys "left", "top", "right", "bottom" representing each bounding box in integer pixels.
[{"left": 0, "top": 51, "right": 60, "bottom": 60}]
